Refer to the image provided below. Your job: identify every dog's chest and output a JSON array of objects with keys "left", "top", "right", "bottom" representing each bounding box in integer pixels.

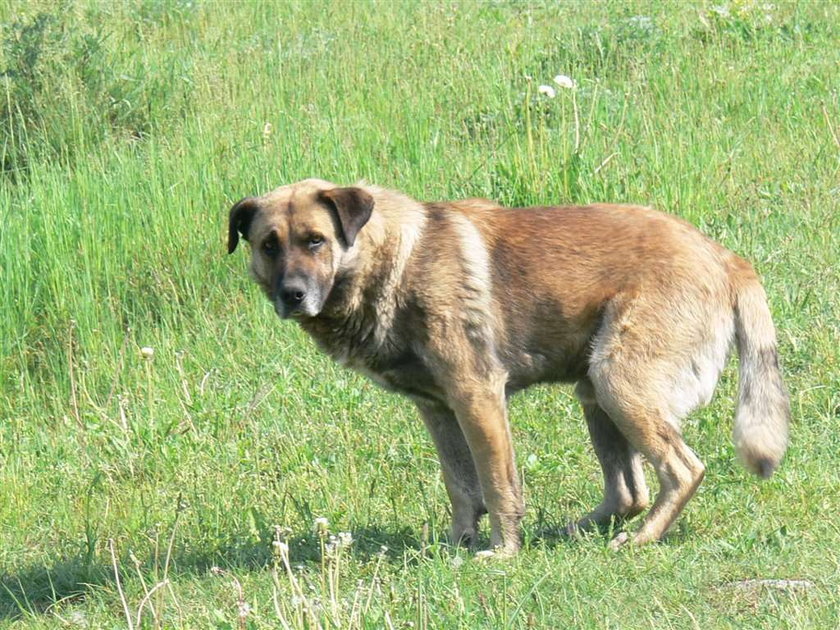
[{"left": 304, "top": 318, "right": 445, "bottom": 403}]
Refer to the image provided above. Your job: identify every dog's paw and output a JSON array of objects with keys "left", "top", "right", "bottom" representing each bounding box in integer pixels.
[
  {"left": 474, "top": 543, "right": 518, "bottom": 561},
  {"left": 450, "top": 527, "right": 477, "bottom": 549},
  {"left": 474, "top": 549, "right": 497, "bottom": 561},
  {"left": 607, "top": 531, "right": 631, "bottom": 551},
  {"left": 563, "top": 519, "right": 591, "bottom": 539}
]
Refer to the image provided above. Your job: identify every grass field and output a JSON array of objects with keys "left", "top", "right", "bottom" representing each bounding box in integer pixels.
[{"left": 1, "top": 0, "right": 839, "bottom": 627}]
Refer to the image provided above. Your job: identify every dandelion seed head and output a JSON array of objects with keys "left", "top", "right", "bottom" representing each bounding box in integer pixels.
[
  {"left": 537, "top": 85, "right": 556, "bottom": 99},
  {"left": 553, "top": 74, "right": 576, "bottom": 89},
  {"left": 140, "top": 346, "right": 155, "bottom": 360}
]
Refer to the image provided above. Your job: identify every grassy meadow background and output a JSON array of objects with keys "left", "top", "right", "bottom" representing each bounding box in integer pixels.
[{"left": 1, "top": 0, "right": 839, "bottom": 627}]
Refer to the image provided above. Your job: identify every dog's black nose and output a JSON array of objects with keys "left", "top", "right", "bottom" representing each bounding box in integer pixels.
[{"left": 280, "top": 281, "right": 306, "bottom": 306}]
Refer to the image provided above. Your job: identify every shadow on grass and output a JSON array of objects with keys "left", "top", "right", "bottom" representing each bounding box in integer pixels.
[
  {"left": 0, "top": 554, "right": 108, "bottom": 620},
  {"left": 0, "top": 520, "right": 630, "bottom": 620},
  {"left": 0, "top": 525, "right": 422, "bottom": 621}
]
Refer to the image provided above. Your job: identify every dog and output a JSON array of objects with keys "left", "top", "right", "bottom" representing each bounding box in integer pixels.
[{"left": 227, "top": 178, "right": 789, "bottom": 554}]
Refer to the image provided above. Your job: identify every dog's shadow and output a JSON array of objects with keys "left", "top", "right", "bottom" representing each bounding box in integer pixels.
[
  {"left": 0, "top": 521, "right": 634, "bottom": 620},
  {"left": 0, "top": 525, "right": 423, "bottom": 621}
]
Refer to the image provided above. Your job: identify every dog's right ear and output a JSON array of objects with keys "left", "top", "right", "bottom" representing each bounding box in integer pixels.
[{"left": 228, "top": 197, "right": 259, "bottom": 254}]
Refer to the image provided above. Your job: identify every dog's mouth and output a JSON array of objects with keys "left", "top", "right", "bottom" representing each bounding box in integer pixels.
[{"left": 273, "top": 295, "right": 322, "bottom": 320}]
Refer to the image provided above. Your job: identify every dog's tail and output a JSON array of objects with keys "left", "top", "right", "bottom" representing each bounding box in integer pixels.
[{"left": 732, "top": 264, "right": 790, "bottom": 478}]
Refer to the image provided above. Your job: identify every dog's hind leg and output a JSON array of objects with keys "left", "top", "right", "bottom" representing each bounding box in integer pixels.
[
  {"left": 569, "top": 378, "right": 649, "bottom": 534},
  {"left": 588, "top": 366, "right": 706, "bottom": 548},
  {"left": 415, "top": 400, "right": 487, "bottom": 547},
  {"left": 587, "top": 296, "right": 714, "bottom": 548}
]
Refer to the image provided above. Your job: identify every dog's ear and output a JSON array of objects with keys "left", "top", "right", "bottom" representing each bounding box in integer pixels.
[
  {"left": 318, "top": 187, "right": 374, "bottom": 247},
  {"left": 228, "top": 197, "right": 259, "bottom": 254}
]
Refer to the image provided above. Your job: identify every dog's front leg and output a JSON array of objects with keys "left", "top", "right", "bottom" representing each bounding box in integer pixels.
[
  {"left": 444, "top": 370, "right": 524, "bottom": 555},
  {"left": 414, "top": 400, "right": 487, "bottom": 547}
]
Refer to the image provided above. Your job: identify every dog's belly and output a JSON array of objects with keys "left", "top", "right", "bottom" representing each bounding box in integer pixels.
[
  {"left": 357, "top": 343, "right": 590, "bottom": 403},
  {"left": 504, "top": 348, "right": 591, "bottom": 393}
]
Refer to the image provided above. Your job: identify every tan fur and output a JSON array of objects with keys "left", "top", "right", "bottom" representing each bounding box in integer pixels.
[{"left": 228, "top": 180, "right": 790, "bottom": 553}]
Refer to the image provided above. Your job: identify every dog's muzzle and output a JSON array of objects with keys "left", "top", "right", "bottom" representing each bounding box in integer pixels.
[{"left": 274, "top": 278, "right": 321, "bottom": 319}]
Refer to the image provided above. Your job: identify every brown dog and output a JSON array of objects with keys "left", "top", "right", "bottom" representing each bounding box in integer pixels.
[{"left": 228, "top": 179, "right": 789, "bottom": 554}]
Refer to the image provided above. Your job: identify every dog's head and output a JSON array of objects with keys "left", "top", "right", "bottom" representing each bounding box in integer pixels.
[{"left": 227, "top": 179, "right": 374, "bottom": 319}]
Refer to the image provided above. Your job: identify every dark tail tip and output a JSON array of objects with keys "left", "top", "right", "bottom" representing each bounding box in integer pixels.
[{"left": 757, "top": 458, "right": 777, "bottom": 479}]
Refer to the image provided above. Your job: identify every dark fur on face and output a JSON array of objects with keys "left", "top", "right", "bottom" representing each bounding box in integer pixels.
[{"left": 228, "top": 179, "right": 374, "bottom": 319}]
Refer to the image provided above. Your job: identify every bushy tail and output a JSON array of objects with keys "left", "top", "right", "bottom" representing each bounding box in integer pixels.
[{"left": 733, "top": 275, "right": 790, "bottom": 478}]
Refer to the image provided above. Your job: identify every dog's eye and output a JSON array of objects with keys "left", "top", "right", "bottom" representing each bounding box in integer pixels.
[
  {"left": 262, "top": 238, "right": 278, "bottom": 255},
  {"left": 307, "top": 235, "right": 325, "bottom": 250}
]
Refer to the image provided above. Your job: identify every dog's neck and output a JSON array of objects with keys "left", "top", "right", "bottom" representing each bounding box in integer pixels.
[{"left": 300, "top": 195, "right": 427, "bottom": 356}]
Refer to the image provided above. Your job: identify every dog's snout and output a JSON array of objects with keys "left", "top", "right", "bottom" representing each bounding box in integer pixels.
[
  {"left": 279, "top": 279, "right": 307, "bottom": 307},
  {"left": 272, "top": 272, "right": 324, "bottom": 319}
]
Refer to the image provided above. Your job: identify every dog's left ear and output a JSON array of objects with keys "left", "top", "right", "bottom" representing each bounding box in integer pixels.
[
  {"left": 318, "top": 187, "right": 374, "bottom": 247},
  {"left": 228, "top": 197, "right": 259, "bottom": 254}
]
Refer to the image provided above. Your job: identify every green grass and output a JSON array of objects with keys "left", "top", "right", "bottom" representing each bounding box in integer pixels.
[{"left": 1, "top": 0, "right": 839, "bottom": 627}]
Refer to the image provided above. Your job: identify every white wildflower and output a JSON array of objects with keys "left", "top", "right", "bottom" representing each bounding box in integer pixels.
[
  {"left": 626, "top": 15, "right": 655, "bottom": 34},
  {"left": 537, "top": 84, "right": 556, "bottom": 99},
  {"left": 553, "top": 74, "right": 576, "bottom": 89},
  {"left": 140, "top": 346, "right": 154, "bottom": 360},
  {"left": 337, "top": 532, "right": 354, "bottom": 548},
  {"left": 451, "top": 555, "right": 465, "bottom": 569},
  {"left": 325, "top": 535, "right": 338, "bottom": 554},
  {"left": 66, "top": 611, "right": 87, "bottom": 625},
  {"left": 710, "top": 5, "right": 731, "bottom": 19},
  {"left": 761, "top": 3, "right": 775, "bottom": 23},
  {"left": 313, "top": 517, "right": 329, "bottom": 534}
]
